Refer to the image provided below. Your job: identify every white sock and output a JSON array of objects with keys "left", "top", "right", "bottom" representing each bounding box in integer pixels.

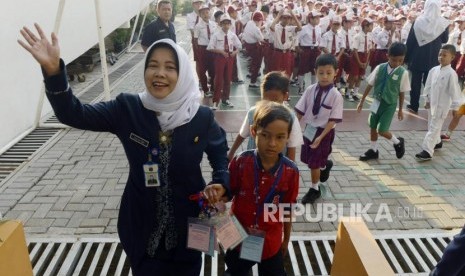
[
  {"left": 311, "top": 182, "right": 320, "bottom": 190},
  {"left": 391, "top": 135, "right": 400, "bottom": 145},
  {"left": 354, "top": 87, "right": 359, "bottom": 93},
  {"left": 371, "top": 141, "right": 378, "bottom": 152}
]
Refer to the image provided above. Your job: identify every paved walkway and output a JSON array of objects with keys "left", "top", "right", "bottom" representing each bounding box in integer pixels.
[{"left": 2, "top": 17, "right": 465, "bottom": 238}]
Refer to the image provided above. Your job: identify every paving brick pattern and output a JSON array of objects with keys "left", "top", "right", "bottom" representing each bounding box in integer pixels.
[{"left": 3, "top": 17, "right": 465, "bottom": 236}]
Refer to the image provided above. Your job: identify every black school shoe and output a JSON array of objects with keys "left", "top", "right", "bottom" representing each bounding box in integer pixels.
[
  {"left": 434, "top": 141, "right": 443, "bottom": 149},
  {"left": 301, "top": 188, "right": 321, "bottom": 204},
  {"left": 359, "top": 149, "right": 379, "bottom": 161},
  {"left": 320, "top": 160, "right": 333, "bottom": 183},
  {"left": 394, "top": 137, "right": 405, "bottom": 159},
  {"left": 415, "top": 150, "right": 432, "bottom": 161},
  {"left": 406, "top": 104, "right": 418, "bottom": 114}
]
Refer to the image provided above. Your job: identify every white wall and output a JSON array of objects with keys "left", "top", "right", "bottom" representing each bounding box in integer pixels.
[{"left": 0, "top": 0, "right": 152, "bottom": 151}]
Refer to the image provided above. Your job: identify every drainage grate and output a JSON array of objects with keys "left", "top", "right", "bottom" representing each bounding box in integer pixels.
[
  {"left": 28, "top": 232, "right": 455, "bottom": 276},
  {"left": 0, "top": 128, "right": 60, "bottom": 184}
]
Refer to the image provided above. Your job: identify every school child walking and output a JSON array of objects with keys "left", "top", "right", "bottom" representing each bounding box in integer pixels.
[
  {"left": 242, "top": 11, "right": 265, "bottom": 89},
  {"left": 194, "top": 4, "right": 217, "bottom": 97},
  {"left": 415, "top": 44, "right": 463, "bottom": 161},
  {"left": 295, "top": 11, "right": 323, "bottom": 95},
  {"left": 357, "top": 42, "right": 410, "bottom": 161},
  {"left": 295, "top": 54, "right": 343, "bottom": 204},
  {"left": 270, "top": 9, "right": 302, "bottom": 77},
  {"left": 226, "top": 101, "right": 299, "bottom": 276},
  {"left": 207, "top": 14, "right": 242, "bottom": 109},
  {"left": 228, "top": 71, "right": 303, "bottom": 161},
  {"left": 320, "top": 16, "right": 345, "bottom": 87},
  {"left": 347, "top": 18, "right": 374, "bottom": 102}
]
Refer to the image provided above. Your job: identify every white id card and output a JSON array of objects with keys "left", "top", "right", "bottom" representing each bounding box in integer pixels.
[
  {"left": 240, "top": 228, "right": 265, "bottom": 263},
  {"left": 215, "top": 215, "right": 248, "bottom": 251},
  {"left": 143, "top": 163, "right": 160, "bottom": 187},
  {"left": 370, "top": 99, "right": 380, "bottom": 114},
  {"left": 303, "top": 124, "right": 317, "bottom": 141},
  {"left": 187, "top": 218, "right": 213, "bottom": 253}
]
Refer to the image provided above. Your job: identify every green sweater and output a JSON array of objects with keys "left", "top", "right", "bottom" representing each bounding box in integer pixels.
[{"left": 373, "top": 63, "right": 405, "bottom": 105}]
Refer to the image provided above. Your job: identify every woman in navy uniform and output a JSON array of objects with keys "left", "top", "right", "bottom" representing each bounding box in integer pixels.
[{"left": 19, "top": 24, "right": 229, "bottom": 276}]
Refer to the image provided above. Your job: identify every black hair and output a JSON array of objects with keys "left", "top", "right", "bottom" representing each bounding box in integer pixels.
[
  {"left": 441, "top": 44, "right": 457, "bottom": 56},
  {"left": 261, "top": 71, "right": 289, "bottom": 96},
  {"left": 144, "top": 42, "right": 179, "bottom": 73},
  {"left": 157, "top": 0, "right": 172, "bottom": 10},
  {"left": 261, "top": 5, "right": 270, "bottom": 14},
  {"left": 252, "top": 101, "right": 293, "bottom": 135},
  {"left": 388, "top": 42, "right": 407, "bottom": 57},
  {"left": 214, "top": 11, "right": 224, "bottom": 20},
  {"left": 315, "top": 54, "right": 338, "bottom": 70}
]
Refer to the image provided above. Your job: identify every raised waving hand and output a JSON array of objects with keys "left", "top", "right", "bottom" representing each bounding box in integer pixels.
[{"left": 18, "top": 23, "right": 60, "bottom": 76}]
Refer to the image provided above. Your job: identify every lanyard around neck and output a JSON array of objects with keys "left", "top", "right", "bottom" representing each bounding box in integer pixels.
[{"left": 253, "top": 154, "right": 284, "bottom": 228}]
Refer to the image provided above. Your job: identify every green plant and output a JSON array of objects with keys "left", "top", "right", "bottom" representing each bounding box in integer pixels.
[
  {"left": 112, "top": 29, "right": 129, "bottom": 45},
  {"left": 181, "top": 1, "right": 194, "bottom": 15}
]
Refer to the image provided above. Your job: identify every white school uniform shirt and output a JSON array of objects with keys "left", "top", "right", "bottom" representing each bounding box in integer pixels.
[
  {"left": 207, "top": 29, "right": 242, "bottom": 52},
  {"left": 242, "top": 21, "right": 264, "bottom": 43},
  {"left": 401, "top": 21, "right": 412, "bottom": 43},
  {"left": 321, "top": 30, "right": 345, "bottom": 54},
  {"left": 194, "top": 20, "right": 217, "bottom": 46},
  {"left": 263, "top": 18, "right": 274, "bottom": 43},
  {"left": 239, "top": 106, "right": 304, "bottom": 148},
  {"left": 447, "top": 28, "right": 462, "bottom": 51},
  {"left": 375, "top": 28, "right": 396, "bottom": 49},
  {"left": 338, "top": 28, "right": 356, "bottom": 50},
  {"left": 371, "top": 25, "right": 383, "bottom": 46},
  {"left": 272, "top": 24, "right": 298, "bottom": 50},
  {"left": 319, "top": 16, "right": 331, "bottom": 33},
  {"left": 298, "top": 24, "right": 322, "bottom": 46},
  {"left": 366, "top": 64, "right": 411, "bottom": 93},
  {"left": 294, "top": 84, "right": 344, "bottom": 128},
  {"left": 424, "top": 64, "right": 463, "bottom": 118},
  {"left": 240, "top": 9, "right": 253, "bottom": 25},
  {"left": 352, "top": 31, "right": 373, "bottom": 53},
  {"left": 187, "top": 11, "right": 200, "bottom": 31}
]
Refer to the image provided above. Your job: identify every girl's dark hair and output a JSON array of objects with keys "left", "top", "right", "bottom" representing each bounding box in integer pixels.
[
  {"left": 144, "top": 42, "right": 179, "bottom": 73},
  {"left": 316, "top": 54, "right": 338, "bottom": 70},
  {"left": 261, "top": 71, "right": 289, "bottom": 97},
  {"left": 252, "top": 101, "right": 293, "bottom": 135}
]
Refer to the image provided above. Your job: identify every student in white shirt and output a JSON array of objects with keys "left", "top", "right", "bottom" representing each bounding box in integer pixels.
[
  {"left": 207, "top": 14, "right": 242, "bottom": 110},
  {"left": 242, "top": 11, "right": 265, "bottom": 88},
  {"left": 296, "top": 11, "right": 322, "bottom": 94},
  {"left": 194, "top": 4, "right": 217, "bottom": 97},
  {"left": 347, "top": 18, "right": 374, "bottom": 102},
  {"left": 415, "top": 45, "right": 463, "bottom": 161}
]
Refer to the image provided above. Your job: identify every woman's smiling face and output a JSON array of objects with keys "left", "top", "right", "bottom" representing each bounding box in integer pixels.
[{"left": 144, "top": 47, "right": 179, "bottom": 99}]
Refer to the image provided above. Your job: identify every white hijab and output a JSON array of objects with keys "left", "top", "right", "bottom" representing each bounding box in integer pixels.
[
  {"left": 139, "top": 39, "right": 201, "bottom": 132},
  {"left": 413, "top": 0, "right": 449, "bottom": 46}
]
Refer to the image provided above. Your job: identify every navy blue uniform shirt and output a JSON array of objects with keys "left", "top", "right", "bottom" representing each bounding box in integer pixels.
[{"left": 43, "top": 60, "right": 229, "bottom": 267}]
